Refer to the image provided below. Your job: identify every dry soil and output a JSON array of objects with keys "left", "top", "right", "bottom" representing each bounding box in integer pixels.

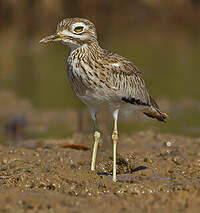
[{"left": 1, "top": 131, "right": 200, "bottom": 213}]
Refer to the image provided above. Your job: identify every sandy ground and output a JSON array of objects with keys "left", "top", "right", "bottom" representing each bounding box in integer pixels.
[{"left": 0, "top": 131, "right": 200, "bottom": 213}]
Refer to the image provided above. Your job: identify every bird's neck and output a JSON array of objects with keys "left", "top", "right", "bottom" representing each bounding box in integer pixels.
[{"left": 69, "top": 41, "right": 103, "bottom": 56}]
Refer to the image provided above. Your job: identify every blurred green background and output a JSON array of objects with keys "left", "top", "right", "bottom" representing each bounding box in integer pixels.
[{"left": 0, "top": 0, "right": 200, "bottom": 142}]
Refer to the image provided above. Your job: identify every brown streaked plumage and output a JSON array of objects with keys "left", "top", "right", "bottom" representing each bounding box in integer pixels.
[{"left": 40, "top": 17, "right": 168, "bottom": 182}]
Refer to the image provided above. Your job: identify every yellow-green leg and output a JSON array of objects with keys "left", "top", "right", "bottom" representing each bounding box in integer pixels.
[
  {"left": 90, "top": 109, "right": 100, "bottom": 171},
  {"left": 112, "top": 109, "right": 119, "bottom": 182},
  {"left": 91, "top": 130, "right": 100, "bottom": 171}
]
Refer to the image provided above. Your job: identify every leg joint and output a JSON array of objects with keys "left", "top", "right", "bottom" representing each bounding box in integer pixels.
[
  {"left": 94, "top": 131, "right": 100, "bottom": 140},
  {"left": 112, "top": 130, "right": 118, "bottom": 142}
]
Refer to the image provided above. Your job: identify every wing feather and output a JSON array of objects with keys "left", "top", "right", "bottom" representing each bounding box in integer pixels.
[
  {"left": 103, "top": 50, "right": 151, "bottom": 105},
  {"left": 102, "top": 50, "right": 168, "bottom": 122}
]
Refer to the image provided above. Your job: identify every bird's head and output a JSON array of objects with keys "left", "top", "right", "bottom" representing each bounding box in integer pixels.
[{"left": 40, "top": 18, "right": 98, "bottom": 50}]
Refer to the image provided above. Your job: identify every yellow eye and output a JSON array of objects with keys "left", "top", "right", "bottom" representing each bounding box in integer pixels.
[{"left": 74, "top": 26, "right": 84, "bottom": 33}]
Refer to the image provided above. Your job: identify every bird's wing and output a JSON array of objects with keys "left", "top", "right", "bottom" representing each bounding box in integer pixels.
[
  {"left": 102, "top": 50, "right": 152, "bottom": 106},
  {"left": 102, "top": 50, "right": 168, "bottom": 122}
]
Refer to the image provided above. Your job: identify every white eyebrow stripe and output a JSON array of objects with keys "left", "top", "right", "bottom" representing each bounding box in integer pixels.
[{"left": 72, "top": 22, "right": 87, "bottom": 30}]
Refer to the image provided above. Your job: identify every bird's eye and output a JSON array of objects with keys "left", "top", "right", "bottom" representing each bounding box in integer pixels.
[{"left": 74, "top": 26, "right": 84, "bottom": 33}]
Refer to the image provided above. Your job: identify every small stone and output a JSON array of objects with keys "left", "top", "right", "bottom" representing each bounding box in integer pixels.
[
  {"left": 3, "top": 159, "right": 8, "bottom": 164},
  {"left": 166, "top": 141, "right": 172, "bottom": 147}
]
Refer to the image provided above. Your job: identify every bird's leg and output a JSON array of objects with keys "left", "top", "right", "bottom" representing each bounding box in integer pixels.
[
  {"left": 90, "top": 110, "right": 100, "bottom": 171},
  {"left": 112, "top": 109, "right": 119, "bottom": 182},
  {"left": 91, "top": 130, "right": 100, "bottom": 171}
]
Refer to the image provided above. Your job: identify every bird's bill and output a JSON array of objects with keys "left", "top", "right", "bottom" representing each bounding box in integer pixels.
[{"left": 39, "top": 33, "right": 64, "bottom": 44}]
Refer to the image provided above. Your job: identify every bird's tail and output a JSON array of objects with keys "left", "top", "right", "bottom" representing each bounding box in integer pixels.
[{"left": 143, "top": 96, "right": 168, "bottom": 122}]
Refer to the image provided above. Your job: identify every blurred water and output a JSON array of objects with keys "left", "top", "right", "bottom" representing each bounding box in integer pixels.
[{"left": 0, "top": 40, "right": 200, "bottom": 138}]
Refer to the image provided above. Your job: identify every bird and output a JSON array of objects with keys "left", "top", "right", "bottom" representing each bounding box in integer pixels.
[{"left": 40, "top": 17, "right": 168, "bottom": 182}]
